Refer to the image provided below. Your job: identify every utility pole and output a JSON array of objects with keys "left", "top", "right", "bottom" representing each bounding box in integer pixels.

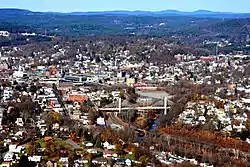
[
  {"left": 118, "top": 97, "right": 122, "bottom": 114},
  {"left": 164, "top": 96, "right": 168, "bottom": 115}
]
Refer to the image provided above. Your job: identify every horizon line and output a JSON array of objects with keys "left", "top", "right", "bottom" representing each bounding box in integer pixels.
[{"left": 0, "top": 7, "right": 249, "bottom": 14}]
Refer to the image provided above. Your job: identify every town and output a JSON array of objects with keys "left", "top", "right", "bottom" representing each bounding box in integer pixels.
[
  {"left": 0, "top": 0, "right": 250, "bottom": 165},
  {"left": 0, "top": 31, "right": 249, "bottom": 167}
]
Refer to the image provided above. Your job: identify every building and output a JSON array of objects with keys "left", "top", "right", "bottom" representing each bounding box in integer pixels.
[
  {"left": 200, "top": 56, "right": 218, "bottom": 61},
  {"left": 0, "top": 31, "right": 10, "bottom": 37},
  {"left": 67, "top": 94, "right": 88, "bottom": 103},
  {"left": 126, "top": 78, "right": 136, "bottom": 87}
]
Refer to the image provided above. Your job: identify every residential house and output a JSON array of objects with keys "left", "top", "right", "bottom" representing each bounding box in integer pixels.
[
  {"left": 67, "top": 93, "right": 88, "bottom": 104},
  {"left": 59, "top": 157, "right": 69, "bottom": 167},
  {"left": 36, "top": 119, "right": 47, "bottom": 136},
  {"left": 103, "top": 151, "right": 117, "bottom": 159},
  {"left": 115, "top": 158, "right": 132, "bottom": 166},
  {"left": 52, "top": 123, "right": 60, "bottom": 130},
  {"left": 0, "top": 162, "right": 12, "bottom": 167},
  {"left": 3, "top": 152, "right": 14, "bottom": 162},
  {"left": 0, "top": 31, "right": 10, "bottom": 37},
  {"left": 9, "top": 145, "right": 25, "bottom": 154},
  {"left": 92, "top": 157, "right": 108, "bottom": 165},
  {"left": 74, "top": 159, "right": 89, "bottom": 167},
  {"left": 15, "top": 118, "right": 24, "bottom": 127},
  {"left": 28, "top": 155, "right": 42, "bottom": 167},
  {"left": 86, "top": 148, "right": 98, "bottom": 154}
]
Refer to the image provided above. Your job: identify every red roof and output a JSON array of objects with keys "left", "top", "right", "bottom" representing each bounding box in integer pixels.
[
  {"left": 200, "top": 56, "right": 217, "bottom": 61},
  {"left": 67, "top": 95, "right": 88, "bottom": 103}
]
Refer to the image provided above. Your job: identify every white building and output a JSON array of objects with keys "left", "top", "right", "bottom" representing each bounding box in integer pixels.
[
  {"left": 3, "top": 152, "right": 14, "bottom": 162},
  {"left": 0, "top": 31, "right": 10, "bottom": 37}
]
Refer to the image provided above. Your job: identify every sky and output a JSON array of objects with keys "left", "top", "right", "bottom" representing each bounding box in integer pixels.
[{"left": 0, "top": 0, "right": 250, "bottom": 13}]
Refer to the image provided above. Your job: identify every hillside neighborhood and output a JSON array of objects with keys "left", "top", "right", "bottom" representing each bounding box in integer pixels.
[{"left": 0, "top": 34, "right": 249, "bottom": 167}]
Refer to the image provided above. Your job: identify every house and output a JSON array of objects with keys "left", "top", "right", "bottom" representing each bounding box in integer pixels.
[
  {"left": 126, "top": 78, "right": 136, "bottom": 87},
  {"left": 103, "top": 141, "right": 110, "bottom": 148},
  {"left": 67, "top": 94, "right": 88, "bottom": 103},
  {"left": 15, "top": 118, "right": 24, "bottom": 127},
  {"left": 36, "top": 119, "right": 47, "bottom": 136},
  {"left": 111, "top": 91, "right": 120, "bottom": 100},
  {"left": 3, "top": 139, "right": 11, "bottom": 146},
  {"left": 9, "top": 145, "right": 25, "bottom": 153},
  {"left": 198, "top": 116, "right": 206, "bottom": 124},
  {"left": 92, "top": 157, "right": 108, "bottom": 165},
  {"left": 13, "top": 70, "right": 25, "bottom": 78},
  {"left": 116, "top": 158, "right": 132, "bottom": 166},
  {"left": 0, "top": 31, "right": 10, "bottom": 37},
  {"left": 146, "top": 163, "right": 155, "bottom": 167},
  {"left": 85, "top": 142, "right": 94, "bottom": 147},
  {"left": 60, "top": 126, "right": 69, "bottom": 132},
  {"left": 15, "top": 131, "right": 24, "bottom": 137},
  {"left": 200, "top": 56, "right": 218, "bottom": 61},
  {"left": 86, "top": 148, "right": 98, "bottom": 154},
  {"left": 0, "top": 162, "right": 12, "bottom": 167},
  {"left": 46, "top": 161, "right": 53, "bottom": 167},
  {"left": 103, "top": 151, "right": 117, "bottom": 159},
  {"left": 3, "top": 89, "right": 13, "bottom": 101},
  {"left": 59, "top": 157, "right": 69, "bottom": 167},
  {"left": 28, "top": 155, "right": 42, "bottom": 167},
  {"left": 79, "top": 115, "right": 90, "bottom": 125},
  {"left": 74, "top": 159, "right": 89, "bottom": 166},
  {"left": 3, "top": 152, "right": 14, "bottom": 162},
  {"left": 107, "top": 145, "right": 116, "bottom": 150},
  {"left": 233, "top": 124, "right": 246, "bottom": 132},
  {"left": 28, "top": 155, "right": 42, "bottom": 162},
  {"left": 0, "top": 121, "right": 2, "bottom": 131},
  {"left": 52, "top": 123, "right": 60, "bottom": 130},
  {"left": 43, "top": 136, "right": 53, "bottom": 142},
  {"left": 59, "top": 157, "right": 69, "bottom": 162},
  {"left": 0, "top": 107, "right": 4, "bottom": 117}
]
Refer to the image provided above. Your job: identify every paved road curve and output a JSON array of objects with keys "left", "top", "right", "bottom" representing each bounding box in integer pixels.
[{"left": 66, "top": 139, "right": 81, "bottom": 149}]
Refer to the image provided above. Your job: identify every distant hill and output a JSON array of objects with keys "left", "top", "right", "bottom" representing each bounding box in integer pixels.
[
  {"left": 0, "top": 8, "right": 249, "bottom": 38},
  {"left": 69, "top": 9, "right": 250, "bottom": 18},
  {"left": 175, "top": 18, "right": 250, "bottom": 37},
  {"left": 0, "top": 8, "right": 31, "bottom": 15},
  {"left": 0, "top": 8, "right": 250, "bottom": 18}
]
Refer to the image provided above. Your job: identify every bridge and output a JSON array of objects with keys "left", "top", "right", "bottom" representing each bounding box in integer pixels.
[
  {"left": 99, "top": 106, "right": 170, "bottom": 111},
  {"left": 98, "top": 96, "right": 171, "bottom": 115}
]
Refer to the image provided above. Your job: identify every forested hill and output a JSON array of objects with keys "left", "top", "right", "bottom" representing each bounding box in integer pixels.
[
  {"left": 0, "top": 8, "right": 249, "bottom": 38},
  {"left": 1, "top": 8, "right": 250, "bottom": 18}
]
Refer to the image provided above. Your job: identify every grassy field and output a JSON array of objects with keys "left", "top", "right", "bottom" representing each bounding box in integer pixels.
[{"left": 36, "top": 139, "right": 46, "bottom": 148}]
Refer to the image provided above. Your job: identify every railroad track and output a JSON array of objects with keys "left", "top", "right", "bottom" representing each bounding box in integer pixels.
[
  {"left": 108, "top": 113, "right": 130, "bottom": 127},
  {"left": 108, "top": 112, "right": 250, "bottom": 159}
]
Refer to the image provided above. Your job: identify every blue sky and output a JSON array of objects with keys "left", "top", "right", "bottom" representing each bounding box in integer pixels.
[{"left": 0, "top": 0, "right": 250, "bottom": 13}]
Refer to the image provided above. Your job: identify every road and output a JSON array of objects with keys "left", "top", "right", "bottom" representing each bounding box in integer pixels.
[
  {"left": 100, "top": 106, "right": 170, "bottom": 111},
  {"left": 66, "top": 139, "right": 81, "bottom": 149},
  {"left": 53, "top": 86, "right": 69, "bottom": 116}
]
